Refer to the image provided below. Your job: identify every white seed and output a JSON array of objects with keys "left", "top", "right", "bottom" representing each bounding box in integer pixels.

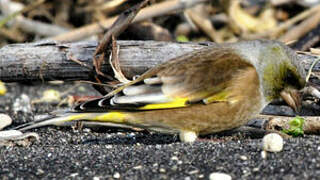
[
  {"left": 261, "top": 150, "right": 267, "bottom": 159},
  {"left": 209, "top": 172, "right": 232, "bottom": 180},
  {"left": 240, "top": 155, "right": 248, "bottom": 160},
  {"left": 0, "top": 114, "right": 12, "bottom": 130},
  {"left": 113, "top": 172, "right": 120, "bottom": 179},
  {"left": 262, "top": 133, "right": 284, "bottom": 152}
]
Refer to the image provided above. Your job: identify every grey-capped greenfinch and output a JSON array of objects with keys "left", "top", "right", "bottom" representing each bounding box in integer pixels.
[{"left": 14, "top": 40, "right": 306, "bottom": 142}]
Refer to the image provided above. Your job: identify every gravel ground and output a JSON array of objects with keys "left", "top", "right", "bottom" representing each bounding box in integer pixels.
[{"left": 1, "top": 82, "right": 320, "bottom": 179}]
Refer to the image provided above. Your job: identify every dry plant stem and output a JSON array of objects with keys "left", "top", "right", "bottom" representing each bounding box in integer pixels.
[
  {"left": 98, "top": 0, "right": 128, "bottom": 12},
  {"left": 310, "top": 48, "right": 320, "bottom": 55},
  {"left": 51, "top": 0, "right": 208, "bottom": 42},
  {"left": 270, "top": 0, "right": 295, "bottom": 6},
  {"left": 262, "top": 114, "right": 320, "bottom": 134},
  {"left": 94, "top": 0, "right": 149, "bottom": 56},
  {"left": 109, "top": 36, "right": 130, "bottom": 83},
  {"left": 93, "top": 0, "right": 149, "bottom": 77},
  {"left": 280, "top": 11, "right": 320, "bottom": 43},
  {"left": 84, "top": 0, "right": 128, "bottom": 12},
  {"left": 92, "top": 75, "right": 110, "bottom": 95},
  {"left": 0, "top": 0, "right": 45, "bottom": 28},
  {"left": 185, "top": 8, "right": 222, "bottom": 43},
  {"left": 244, "top": 4, "right": 320, "bottom": 40},
  {"left": 0, "top": 27, "right": 24, "bottom": 42},
  {"left": 304, "top": 86, "right": 320, "bottom": 99},
  {"left": 0, "top": 5, "right": 68, "bottom": 37},
  {"left": 306, "top": 57, "right": 320, "bottom": 82},
  {"left": 67, "top": 53, "right": 92, "bottom": 70}
]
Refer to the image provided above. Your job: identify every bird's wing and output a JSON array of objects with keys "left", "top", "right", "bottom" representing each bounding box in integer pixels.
[{"left": 76, "top": 47, "right": 255, "bottom": 112}]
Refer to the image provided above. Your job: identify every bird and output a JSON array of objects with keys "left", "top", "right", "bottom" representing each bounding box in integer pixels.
[{"left": 13, "top": 39, "right": 306, "bottom": 142}]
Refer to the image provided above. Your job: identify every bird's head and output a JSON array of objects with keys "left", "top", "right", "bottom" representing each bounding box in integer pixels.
[
  {"left": 256, "top": 40, "right": 306, "bottom": 112},
  {"left": 232, "top": 40, "right": 306, "bottom": 112}
]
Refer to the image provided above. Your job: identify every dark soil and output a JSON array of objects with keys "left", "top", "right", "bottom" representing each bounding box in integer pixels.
[{"left": 1, "top": 82, "right": 320, "bottom": 180}]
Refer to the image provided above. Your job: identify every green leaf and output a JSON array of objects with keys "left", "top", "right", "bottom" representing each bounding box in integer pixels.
[{"left": 282, "top": 116, "right": 305, "bottom": 137}]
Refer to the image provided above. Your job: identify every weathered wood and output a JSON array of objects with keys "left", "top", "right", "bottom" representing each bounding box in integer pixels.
[
  {"left": 0, "top": 40, "right": 208, "bottom": 82},
  {"left": 0, "top": 40, "right": 318, "bottom": 82}
]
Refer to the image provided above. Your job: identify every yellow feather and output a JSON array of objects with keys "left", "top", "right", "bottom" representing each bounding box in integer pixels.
[
  {"left": 92, "top": 112, "right": 126, "bottom": 122},
  {"left": 203, "top": 91, "right": 229, "bottom": 104},
  {"left": 68, "top": 114, "right": 89, "bottom": 121},
  {"left": 139, "top": 98, "right": 189, "bottom": 110}
]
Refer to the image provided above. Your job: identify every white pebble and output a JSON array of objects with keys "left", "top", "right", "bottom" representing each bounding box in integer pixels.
[
  {"left": 240, "top": 155, "right": 247, "bottom": 160},
  {"left": 113, "top": 172, "right": 120, "bottom": 179},
  {"left": 0, "top": 130, "right": 23, "bottom": 140},
  {"left": 133, "top": 165, "right": 142, "bottom": 170},
  {"left": 261, "top": 151, "right": 267, "bottom": 159},
  {"left": 262, "top": 133, "right": 284, "bottom": 152},
  {"left": 13, "top": 94, "right": 31, "bottom": 113},
  {"left": 171, "top": 156, "right": 179, "bottom": 161},
  {"left": 159, "top": 168, "right": 166, "bottom": 173},
  {"left": 209, "top": 172, "right": 232, "bottom": 180},
  {"left": 0, "top": 114, "right": 12, "bottom": 130},
  {"left": 179, "top": 131, "right": 197, "bottom": 143}
]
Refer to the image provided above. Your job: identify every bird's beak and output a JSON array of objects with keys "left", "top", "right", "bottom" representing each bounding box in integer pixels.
[{"left": 280, "top": 87, "right": 302, "bottom": 112}]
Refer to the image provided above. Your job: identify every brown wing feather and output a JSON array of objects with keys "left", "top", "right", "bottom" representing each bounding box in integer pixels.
[
  {"left": 156, "top": 47, "right": 254, "bottom": 101},
  {"left": 77, "top": 46, "right": 255, "bottom": 111}
]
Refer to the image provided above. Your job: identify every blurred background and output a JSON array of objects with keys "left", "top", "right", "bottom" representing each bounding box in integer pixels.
[{"left": 1, "top": 0, "right": 320, "bottom": 51}]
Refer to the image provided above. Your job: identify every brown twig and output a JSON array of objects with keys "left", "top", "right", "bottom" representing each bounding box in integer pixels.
[
  {"left": 280, "top": 10, "right": 320, "bottom": 43},
  {"left": 51, "top": 0, "right": 208, "bottom": 42},
  {"left": 184, "top": 5, "right": 222, "bottom": 43},
  {"left": 93, "top": 0, "right": 149, "bottom": 77},
  {"left": 243, "top": 4, "right": 320, "bottom": 40},
  {"left": 109, "top": 36, "right": 130, "bottom": 83}
]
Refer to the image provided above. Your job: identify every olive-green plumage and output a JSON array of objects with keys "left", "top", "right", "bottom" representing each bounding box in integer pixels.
[{"left": 15, "top": 40, "right": 306, "bottom": 142}]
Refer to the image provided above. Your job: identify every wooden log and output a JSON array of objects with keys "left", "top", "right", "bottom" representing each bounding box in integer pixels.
[
  {"left": 0, "top": 40, "right": 318, "bottom": 82},
  {"left": 0, "top": 40, "right": 209, "bottom": 82}
]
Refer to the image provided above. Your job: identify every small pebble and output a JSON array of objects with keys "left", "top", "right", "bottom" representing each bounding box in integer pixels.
[
  {"left": 133, "top": 165, "right": 142, "bottom": 170},
  {"left": 261, "top": 150, "right": 267, "bottom": 159},
  {"left": 159, "top": 168, "right": 166, "bottom": 173},
  {"left": 113, "top": 172, "right": 120, "bottom": 179},
  {"left": 240, "top": 155, "right": 248, "bottom": 160},
  {"left": 262, "top": 133, "right": 284, "bottom": 152},
  {"left": 171, "top": 156, "right": 179, "bottom": 161},
  {"left": 0, "top": 114, "right": 12, "bottom": 130},
  {"left": 188, "top": 169, "right": 199, "bottom": 175},
  {"left": 209, "top": 172, "right": 232, "bottom": 180},
  {"left": 13, "top": 94, "right": 31, "bottom": 113},
  {"left": 70, "top": 173, "right": 78, "bottom": 177}
]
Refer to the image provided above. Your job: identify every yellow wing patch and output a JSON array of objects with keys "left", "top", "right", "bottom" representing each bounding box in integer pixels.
[
  {"left": 67, "top": 114, "right": 89, "bottom": 121},
  {"left": 203, "top": 91, "right": 239, "bottom": 105},
  {"left": 139, "top": 97, "right": 189, "bottom": 110},
  {"left": 66, "top": 112, "right": 126, "bottom": 123},
  {"left": 92, "top": 112, "right": 126, "bottom": 123},
  {"left": 203, "top": 91, "right": 229, "bottom": 104}
]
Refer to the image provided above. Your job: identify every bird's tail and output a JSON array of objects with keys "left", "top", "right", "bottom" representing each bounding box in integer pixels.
[{"left": 12, "top": 111, "right": 130, "bottom": 131}]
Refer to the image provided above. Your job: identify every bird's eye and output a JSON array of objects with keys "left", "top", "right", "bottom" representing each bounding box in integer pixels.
[{"left": 284, "top": 70, "right": 300, "bottom": 88}]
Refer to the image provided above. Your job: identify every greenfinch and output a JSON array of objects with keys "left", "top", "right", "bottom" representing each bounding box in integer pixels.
[{"left": 15, "top": 40, "right": 306, "bottom": 142}]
